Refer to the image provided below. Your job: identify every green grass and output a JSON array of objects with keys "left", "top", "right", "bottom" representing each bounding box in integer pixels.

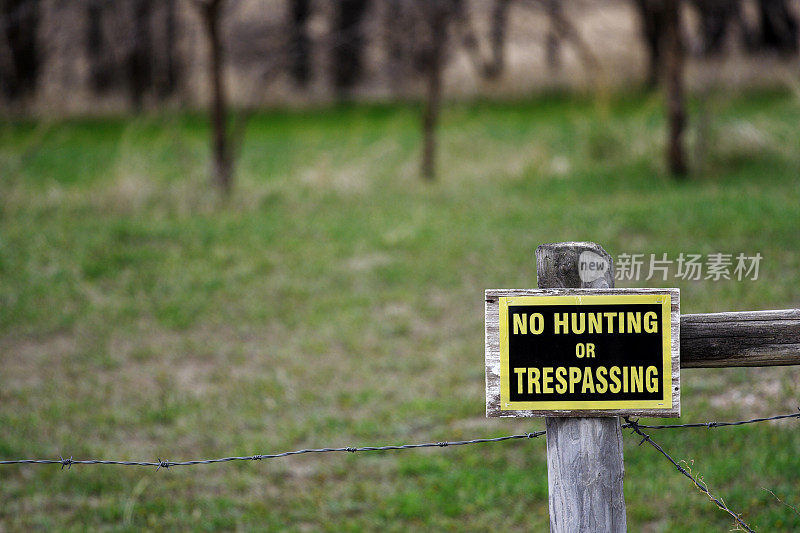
[{"left": 1, "top": 89, "right": 800, "bottom": 531}]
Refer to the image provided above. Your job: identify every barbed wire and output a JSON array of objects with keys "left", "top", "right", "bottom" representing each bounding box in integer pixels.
[
  {"left": 621, "top": 409, "right": 800, "bottom": 430},
  {"left": 620, "top": 410, "right": 800, "bottom": 531},
  {"left": 624, "top": 417, "right": 755, "bottom": 532},
  {"left": 1, "top": 411, "right": 797, "bottom": 471},
  {"left": 3, "top": 411, "right": 799, "bottom": 529},
  {"left": 0, "top": 430, "right": 547, "bottom": 470}
]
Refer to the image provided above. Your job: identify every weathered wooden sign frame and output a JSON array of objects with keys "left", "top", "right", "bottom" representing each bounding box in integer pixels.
[{"left": 485, "top": 288, "right": 680, "bottom": 417}]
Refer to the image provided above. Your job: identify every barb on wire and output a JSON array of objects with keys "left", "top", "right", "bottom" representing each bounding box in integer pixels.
[
  {"left": 622, "top": 410, "right": 800, "bottom": 430},
  {"left": 0, "top": 431, "right": 546, "bottom": 470},
  {"left": 623, "top": 417, "right": 755, "bottom": 533}
]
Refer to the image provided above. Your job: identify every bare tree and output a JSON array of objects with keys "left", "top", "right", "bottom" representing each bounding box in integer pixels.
[
  {"left": 0, "top": 0, "right": 40, "bottom": 102},
  {"left": 453, "top": 0, "right": 595, "bottom": 81},
  {"left": 664, "top": 0, "right": 687, "bottom": 177},
  {"left": 545, "top": 0, "right": 562, "bottom": 71},
  {"left": 514, "top": 0, "right": 600, "bottom": 81},
  {"left": 451, "top": 0, "right": 512, "bottom": 81},
  {"left": 757, "top": 0, "right": 798, "bottom": 54},
  {"left": 86, "top": 2, "right": 110, "bottom": 93},
  {"left": 155, "top": 0, "right": 181, "bottom": 98},
  {"left": 331, "top": 0, "right": 369, "bottom": 95},
  {"left": 690, "top": 0, "right": 740, "bottom": 56},
  {"left": 633, "top": 0, "right": 687, "bottom": 176},
  {"left": 194, "top": 0, "right": 233, "bottom": 194},
  {"left": 382, "top": 0, "right": 413, "bottom": 88},
  {"left": 634, "top": 0, "right": 668, "bottom": 87},
  {"left": 419, "top": 0, "right": 602, "bottom": 178},
  {"left": 542, "top": 1, "right": 600, "bottom": 78},
  {"left": 84, "top": 0, "right": 180, "bottom": 102},
  {"left": 419, "top": 0, "right": 457, "bottom": 180},
  {"left": 127, "top": 0, "right": 154, "bottom": 111},
  {"left": 288, "top": 0, "right": 311, "bottom": 87},
  {"left": 484, "top": 0, "right": 511, "bottom": 79}
]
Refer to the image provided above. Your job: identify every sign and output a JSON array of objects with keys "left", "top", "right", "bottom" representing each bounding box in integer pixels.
[{"left": 485, "top": 289, "right": 680, "bottom": 417}]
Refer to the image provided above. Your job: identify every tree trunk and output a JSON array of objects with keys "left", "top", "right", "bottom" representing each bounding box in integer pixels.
[
  {"left": 382, "top": 0, "right": 406, "bottom": 89},
  {"left": 0, "top": 0, "right": 40, "bottom": 101},
  {"left": 86, "top": 2, "right": 110, "bottom": 93},
  {"left": 288, "top": 0, "right": 311, "bottom": 86},
  {"left": 421, "top": 6, "right": 446, "bottom": 180},
  {"left": 547, "top": 2, "right": 600, "bottom": 80},
  {"left": 546, "top": 0, "right": 562, "bottom": 71},
  {"left": 757, "top": 0, "right": 799, "bottom": 54},
  {"left": 127, "top": 0, "right": 153, "bottom": 111},
  {"left": 331, "top": 0, "right": 369, "bottom": 95},
  {"left": 159, "top": 0, "right": 180, "bottom": 97},
  {"left": 484, "top": 0, "right": 510, "bottom": 78},
  {"left": 691, "top": 0, "right": 739, "bottom": 56},
  {"left": 199, "top": 0, "right": 232, "bottom": 194},
  {"left": 664, "top": 0, "right": 687, "bottom": 177},
  {"left": 633, "top": 0, "right": 666, "bottom": 88}
]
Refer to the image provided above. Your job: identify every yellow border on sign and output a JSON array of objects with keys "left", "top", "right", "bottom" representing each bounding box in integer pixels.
[{"left": 499, "top": 294, "right": 672, "bottom": 411}]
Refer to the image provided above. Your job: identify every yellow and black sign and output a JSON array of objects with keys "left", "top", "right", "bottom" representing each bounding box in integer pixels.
[{"left": 498, "top": 294, "right": 674, "bottom": 412}]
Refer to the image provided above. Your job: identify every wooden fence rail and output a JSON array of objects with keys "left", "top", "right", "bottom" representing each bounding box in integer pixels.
[{"left": 681, "top": 309, "right": 800, "bottom": 368}]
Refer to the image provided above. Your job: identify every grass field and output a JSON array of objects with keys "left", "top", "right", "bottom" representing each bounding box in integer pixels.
[{"left": 2, "top": 89, "right": 800, "bottom": 531}]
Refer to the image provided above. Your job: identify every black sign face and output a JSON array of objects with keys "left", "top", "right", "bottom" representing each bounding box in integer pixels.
[{"left": 499, "top": 295, "right": 673, "bottom": 411}]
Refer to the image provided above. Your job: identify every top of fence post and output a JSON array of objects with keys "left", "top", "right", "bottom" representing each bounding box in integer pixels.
[{"left": 536, "top": 241, "right": 615, "bottom": 289}]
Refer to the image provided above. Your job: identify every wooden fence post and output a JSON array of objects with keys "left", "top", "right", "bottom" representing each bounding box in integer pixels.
[{"left": 536, "top": 242, "right": 627, "bottom": 532}]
